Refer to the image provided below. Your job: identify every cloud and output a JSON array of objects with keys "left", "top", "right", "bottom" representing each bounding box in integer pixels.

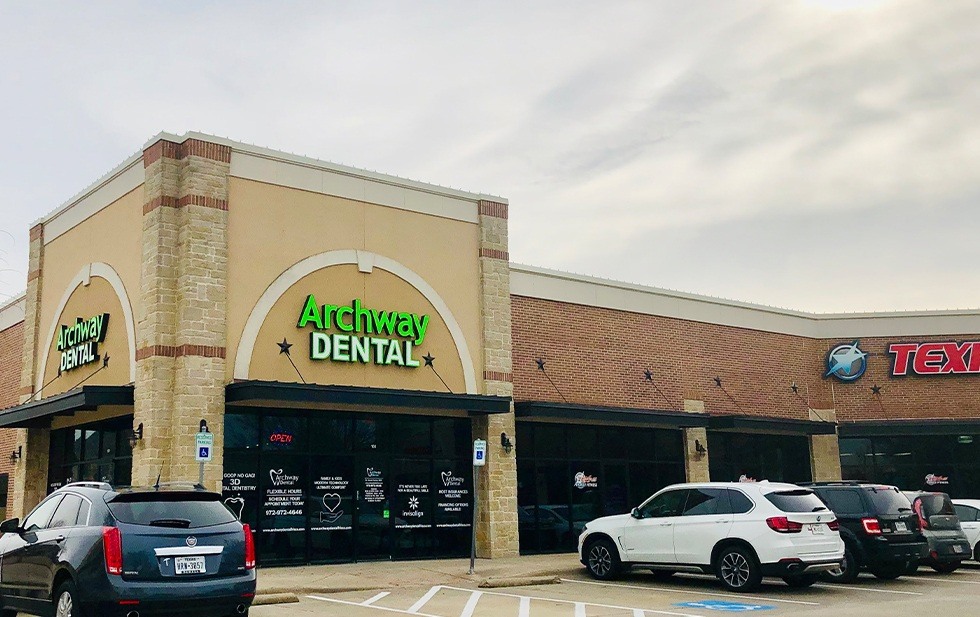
[{"left": 0, "top": 1, "right": 977, "bottom": 312}]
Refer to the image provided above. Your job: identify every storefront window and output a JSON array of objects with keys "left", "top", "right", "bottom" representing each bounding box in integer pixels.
[
  {"left": 707, "top": 432, "right": 812, "bottom": 484},
  {"left": 223, "top": 410, "right": 472, "bottom": 566},
  {"left": 517, "top": 423, "right": 686, "bottom": 554},
  {"left": 47, "top": 417, "right": 134, "bottom": 492},
  {"left": 840, "top": 435, "right": 980, "bottom": 496}
]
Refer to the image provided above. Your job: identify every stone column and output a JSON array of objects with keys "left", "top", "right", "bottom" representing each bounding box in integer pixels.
[
  {"left": 10, "top": 224, "right": 49, "bottom": 517},
  {"left": 683, "top": 399, "right": 710, "bottom": 483},
  {"left": 808, "top": 408, "right": 841, "bottom": 481},
  {"left": 474, "top": 199, "right": 519, "bottom": 558},
  {"left": 133, "top": 138, "right": 230, "bottom": 490}
]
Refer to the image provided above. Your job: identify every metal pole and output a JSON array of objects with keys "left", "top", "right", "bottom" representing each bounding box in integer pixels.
[
  {"left": 469, "top": 464, "right": 479, "bottom": 575},
  {"left": 199, "top": 461, "right": 205, "bottom": 487}
]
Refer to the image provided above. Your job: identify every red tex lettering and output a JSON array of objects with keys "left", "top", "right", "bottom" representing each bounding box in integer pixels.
[{"left": 889, "top": 342, "right": 980, "bottom": 376}]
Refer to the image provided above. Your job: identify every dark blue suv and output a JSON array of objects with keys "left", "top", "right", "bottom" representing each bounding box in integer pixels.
[{"left": 0, "top": 482, "right": 256, "bottom": 617}]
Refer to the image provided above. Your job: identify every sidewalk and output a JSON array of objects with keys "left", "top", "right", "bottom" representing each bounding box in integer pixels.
[{"left": 256, "top": 553, "right": 583, "bottom": 595}]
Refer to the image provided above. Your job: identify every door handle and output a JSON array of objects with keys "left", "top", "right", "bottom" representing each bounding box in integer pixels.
[
  {"left": 55, "top": 535, "right": 66, "bottom": 543},
  {"left": 659, "top": 522, "right": 673, "bottom": 527}
]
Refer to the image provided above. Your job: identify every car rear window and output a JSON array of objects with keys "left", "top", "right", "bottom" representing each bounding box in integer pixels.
[
  {"left": 764, "top": 490, "right": 828, "bottom": 513},
  {"left": 108, "top": 499, "right": 237, "bottom": 529},
  {"left": 866, "top": 486, "right": 913, "bottom": 514},
  {"left": 916, "top": 494, "right": 956, "bottom": 517}
]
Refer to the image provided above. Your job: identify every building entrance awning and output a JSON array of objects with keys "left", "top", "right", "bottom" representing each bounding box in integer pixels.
[
  {"left": 707, "top": 414, "right": 837, "bottom": 436},
  {"left": 839, "top": 419, "right": 980, "bottom": 437},
  {"left": 0, "top": 385, "right": 135, "bottom": 429},
  {"left": 225, "top": 380, "right": 512, "bottom": 415},
  {"left": 514, "top": 401, "right": 709, "bottom": 429}
]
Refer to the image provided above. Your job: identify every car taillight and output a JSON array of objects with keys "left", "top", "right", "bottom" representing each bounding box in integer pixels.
[
  {"left": 861, "top": 517, "right": 882, "bottom": 535},
  {"left": 243, "top": 523, "right": 256, "bottom": 570},
  {"left": 103, "top": 526, "right": 123, "bottom": 575},
  {"left": 913, "top": 500, "right": 928, "bottom": 530},
  {"left": 828, "top": 520, "right": 840, "bottom": 532},
  {"left": 766, "top": 517, "right": 803, "bottom": 533}
]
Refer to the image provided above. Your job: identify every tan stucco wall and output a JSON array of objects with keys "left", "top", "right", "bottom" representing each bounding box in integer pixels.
[
  {"left": 37, "top": 187, "right": 142, "bottom": 390},
  {"left": 226, "top": 178, "right": 484, "bottom": 388},
  {"left": 39, "top": 277, "right": 131, "bottom": 396}
]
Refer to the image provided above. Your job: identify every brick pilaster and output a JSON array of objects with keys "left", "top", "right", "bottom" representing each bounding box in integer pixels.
[
  {"left": 11, "top": 225, "right": 47, "bottom": 517},
  {"left": 474, "top": 199, "right": 518, "bottom": 558},
  {"left": 132, "top": 138, "right": 230, "bottom": 490}
]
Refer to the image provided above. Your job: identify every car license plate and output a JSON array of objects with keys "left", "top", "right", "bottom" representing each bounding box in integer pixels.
[
  {"left": 808, "top": 524, "right": 826, "bottom": 535},
  {"left": 175, "top": 556, "right": 206, "bottom": 575},
  {"left": 894, "top": 522, "right": 908, "bottom": 532},
  {"left": 953, "top": 545, "right": 964, "bottom": 553}
]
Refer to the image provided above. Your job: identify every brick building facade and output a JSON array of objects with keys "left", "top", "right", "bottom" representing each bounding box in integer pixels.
[{"left": 0, "top": 132, "right": 978, "bottom": 562}]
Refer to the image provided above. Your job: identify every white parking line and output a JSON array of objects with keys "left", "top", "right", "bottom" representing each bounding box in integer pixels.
[
  {"left": 308, "top": 596, "right": 441, "bottom": 617},
  {"left": 439, "top": 585, "right": 706, "bottom": 617},
  {"left": 459, "top": 591, "right": 483, "bottom": 617},
  {"left": 907, "top": 577, "right": 980, "bottom": 586},
  {"left": 518, "top": 595, "right": 531, "bottom": 617},
  {"left": 811, "top": 584, "right": 922, "bottom": 596},
  {"left": 560, "top": 578, "right": 820, "bottom": 606},
  {"left": 363, "top": 592, "right": 391, "bottom": 606},
  {"left": 407, "top": 586, "right": 442, "bottom": 613},
  {"left": 574, "top": 602, "right": 586, "bottom": 617}
]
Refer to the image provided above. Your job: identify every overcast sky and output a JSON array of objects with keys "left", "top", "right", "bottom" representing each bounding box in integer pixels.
[{"left": 1, "top": 0, "right": 978, "bottom": 313}]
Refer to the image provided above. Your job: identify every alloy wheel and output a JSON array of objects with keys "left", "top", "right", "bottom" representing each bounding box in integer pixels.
[
  {"left": 589, "top": 544, "right": 612, "bottom": 577},
  {"left": 721, "top": 552, "right": 751, "bottom": 589},
  {"left": 56, "top": 591, "right": 73, "bottom": 617}
]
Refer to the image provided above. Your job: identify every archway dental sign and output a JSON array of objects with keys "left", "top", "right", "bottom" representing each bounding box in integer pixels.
[
  {"left": 297, "top": 296, "right": 429, "bottom": 367},
  {"left": 56, "top": 313, "right": 109, "bottom": 372}
]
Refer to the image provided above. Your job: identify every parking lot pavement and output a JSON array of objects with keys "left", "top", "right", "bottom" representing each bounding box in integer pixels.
[{"left": 251, "top": 565, "right": 980, "bottom": 617}]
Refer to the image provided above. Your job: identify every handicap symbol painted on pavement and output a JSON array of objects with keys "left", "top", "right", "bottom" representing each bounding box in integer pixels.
[{"left": 674, "top": 600, "right": 775, "bottom": 612}]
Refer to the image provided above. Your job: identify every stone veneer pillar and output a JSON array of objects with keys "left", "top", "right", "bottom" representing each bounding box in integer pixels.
[
  {"left": 10, "top": 224, "right": 50, "bottom": 517},
  {"left": 473, "top": 199, "right": 519, "bottom": 558},
  {"left": 683, "top": 399, "right": 711, "bottom": 483},
  {"left": 133, "top": 138, "right": 230, "bottom": 491},
  {"left": 809, "top": 408, "right": 842, "bottom": 481}
]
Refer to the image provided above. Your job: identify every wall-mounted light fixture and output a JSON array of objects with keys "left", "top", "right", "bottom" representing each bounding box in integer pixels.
[
  {"left": 129, "top": 422, "right": 144, "bottom": 448},
  {"left": 10, "top": 446, "right": 22, "bottom": 462},
  {"left": 695, "top": 439, "right": 707, "bottom": 458},
  {"left": 500, "top": 432, "right": 513, "bottom": 454}
]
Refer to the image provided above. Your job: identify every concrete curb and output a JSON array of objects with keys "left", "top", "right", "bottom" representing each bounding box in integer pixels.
[
  {"left": 259, "top": 585, "right": 387, "bottom": 595},
  {"left": 253, "top": 593, "right": 299, "bottom": 606},
  {"left": 478, "top": 575, "right": 561, "bottom": 589}
]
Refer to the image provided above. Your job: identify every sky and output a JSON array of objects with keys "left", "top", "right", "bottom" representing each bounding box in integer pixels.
[{"left": 0, "top": 0, "right": 978, "bottom": 313}]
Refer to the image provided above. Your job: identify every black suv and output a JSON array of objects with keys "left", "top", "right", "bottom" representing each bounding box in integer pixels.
[
  {"left": 801, "top": 482, "right": 927, "bottom": 583},
  {"left": 0, "top": 482, "right": 256, "bottom": 617}
]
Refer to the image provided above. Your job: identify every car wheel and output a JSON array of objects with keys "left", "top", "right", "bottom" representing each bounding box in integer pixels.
[
  {"left": 715, "top": 545, "right": 762, "bottom": 592},
  {"left": 54, "top": 579, "right": 85, "bottom": 617},
  {"left": 782, "top": 574, "right": 819, "bottom": 588},
  {"left": 904, "top": 559, "right": 920, "bottom": 575},
  {"left": 585, "top": 538, "right": 622, "bottom": 580},
  {"left": 931, "top": 561, "right": 961, "bottom": 574},
  {"left": 869, "top": 562, "right": 906, "bottom": 580},
  {"left": 821, "top": 547, "right": 859, "bottom": 584}
]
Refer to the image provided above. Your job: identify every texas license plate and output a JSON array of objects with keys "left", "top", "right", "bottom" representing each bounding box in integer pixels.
[
  {"left": 894, "top": 522, "right": 908, "bottom": 532},
  {"left": 807, "top": 524, "right": 826, "bottom": 535},
  {"left": 953, "top": 545, "right": 965, "bottom": 553},
  {"left": 175, "top": 556, "right": 206, "bottom": 575}
]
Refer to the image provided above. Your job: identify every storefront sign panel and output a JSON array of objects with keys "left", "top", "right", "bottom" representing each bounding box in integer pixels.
[
  {"left": 56, "top": 313, "right": 110, "bottom": 373},
  {"left": 889, "top": 341, "right": 980, "bottom": 376},
  {"left": 297, "top": 296, "right": 429, "bottom": 368}
]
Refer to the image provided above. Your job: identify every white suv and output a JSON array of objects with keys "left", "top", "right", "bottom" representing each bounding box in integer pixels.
[{"left": 578, "top": 482, "right": 845, "bottom": 591}]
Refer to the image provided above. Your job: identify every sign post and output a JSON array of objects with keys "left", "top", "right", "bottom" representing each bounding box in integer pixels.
[
  {"left": 195, "top": 421, "right": 214, "bottom": 486},
  {"left": 470, "top": 439, "right": 487, "bottom": 575}
]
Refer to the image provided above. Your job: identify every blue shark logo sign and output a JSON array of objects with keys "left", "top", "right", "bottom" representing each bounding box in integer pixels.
[{"left": 825, "top": 341, "right": 868, "bottom": 381}]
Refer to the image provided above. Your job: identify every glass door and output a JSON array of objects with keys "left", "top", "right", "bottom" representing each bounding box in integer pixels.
[{"left": 355, "top": 455, "right": 392, "bottom": 560}]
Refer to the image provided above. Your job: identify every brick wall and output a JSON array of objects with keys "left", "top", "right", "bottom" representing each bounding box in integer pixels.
[
  {"left": 0, "top": 322, "right": 25, "bottom": 514},
  {"left": 512, "top": 296, "right": 980, "bottom": 423}
]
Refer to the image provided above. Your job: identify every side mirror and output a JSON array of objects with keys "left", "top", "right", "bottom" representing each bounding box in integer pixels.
[
  {"left": 0, "top": 518, "right": 21, "bottom": 534},
  {"left": 631, "top": 507, "right": 643, "bottom": 519}
]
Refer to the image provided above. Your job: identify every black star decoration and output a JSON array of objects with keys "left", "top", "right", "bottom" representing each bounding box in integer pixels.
[
  {"left": 535, "top": 358, "right": 546, "bottom": 371},
  {"left": 102, "top": 354, "right": 110, "bottom": 368},
  {"left": 644, "top": 369, "right": 653, "bottom": 381},
  {"left": 871, "top": 384, "right": 882, "bottom": 395},
  {"left": 713, "top": 376, "right": 722, "bottom": 387},
  {"left": 277, "top": 339, "right": 292, "bottom": 355},
  {"left": 423, "top": 353, "right": 435, "bottom": 367},
  {"left": 791, "top": 383, "right": 799, "bottom": 394}
]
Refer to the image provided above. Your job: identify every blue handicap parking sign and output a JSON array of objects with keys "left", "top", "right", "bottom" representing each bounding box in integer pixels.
[
  {"left": 674, "top": 600, "right": 775, "bottom": 612},
  {"left": 199, "top": 447, "right": 210, "bottom": 458}
]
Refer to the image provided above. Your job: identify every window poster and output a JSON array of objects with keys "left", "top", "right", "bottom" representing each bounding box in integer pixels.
[
  {"left": 222, "top": 452, "right": 259, "bottom": 526},
  {"left": 260, "top": 456, "right": 306, "bottom": 533},
  {"left": 434, "top": 460, "right": 471, "bottom": 528},
  {"left": 393, "top": 460, "right": 430, "bottom": 530},
  {"left": 310, "top": 456, "right": 353, "bottom": 532}
]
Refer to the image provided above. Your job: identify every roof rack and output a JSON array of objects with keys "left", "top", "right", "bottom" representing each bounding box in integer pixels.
[
  {"left": 798, "top": 480, "right": 870, "bottom": 486},
  {"left": 60, "top": 481, "right": 113, "bottom": 491}
]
